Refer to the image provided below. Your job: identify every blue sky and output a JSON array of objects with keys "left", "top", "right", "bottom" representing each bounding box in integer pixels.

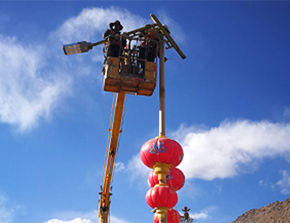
[{"left": 1, "top": 1, "right": 290, "bottom": 223}]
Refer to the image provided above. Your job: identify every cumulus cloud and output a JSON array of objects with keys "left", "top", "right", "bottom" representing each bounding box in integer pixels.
[
  {"left": 109, "top": 216, "right": 131, "bottom": 223},
  {"left": 0, "top": 35, "right": 71, "bottom": 132},
  {"left": 45, "top": 210, "right": 131, "bottom": 223},
  {"left": 174, "top": 120, "right": 290, "bottom": 180},
  {"left": 190, "top": 210, "right": 208, "bottom": 220},
  {"left": 188, "top": 206, "right": 217, "bottom": 221},
  {"left": 127, "top": 154, "right": 151, "bottom": 181},
  {"left": 45, "top": 210, "right": 97, "bottom": 223},
  {"left": 54, "top": 7, "right": 147, "bottom": 45},
  {"left": 128, "top": 119, "right": 290, "bottom": 181},
  {"left": 45, "top": 216, "right": 130, "bottom": 223},
  {"left": 45, "top": 218, "right": 92, "bottom": 223},
  {"left": 178, "top": 206, "right": 217, "bottom": 222}
]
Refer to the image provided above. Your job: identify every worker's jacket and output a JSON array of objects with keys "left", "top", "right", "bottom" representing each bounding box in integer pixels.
[
  {"left": 103, "top": 29, "right": 125, "bottom": 48},
  {"left": 140, "top": 28, "right": 157, "bottom": 48}
]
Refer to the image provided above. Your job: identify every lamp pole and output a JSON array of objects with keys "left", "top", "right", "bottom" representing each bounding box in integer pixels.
[{"left": 159, "top": 41, "right": 166, "bottom": 138}]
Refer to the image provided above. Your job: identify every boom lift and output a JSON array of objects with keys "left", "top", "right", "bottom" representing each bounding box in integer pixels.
[{"left": 63, "top": 14, "right": 185, "bottom": 223}]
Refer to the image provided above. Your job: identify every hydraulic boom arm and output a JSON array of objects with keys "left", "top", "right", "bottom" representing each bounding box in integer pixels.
[{"left": 98, "top": 91, "right": 126, "bottom": 223}]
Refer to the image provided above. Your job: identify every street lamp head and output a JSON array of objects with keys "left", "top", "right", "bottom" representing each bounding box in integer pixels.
[{"left": 63, "top": 41, "right": 92, "bottom": 55}]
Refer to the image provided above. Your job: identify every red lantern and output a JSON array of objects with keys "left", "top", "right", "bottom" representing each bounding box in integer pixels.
[
  {"left": 140, "top": 137, "right": 184, "bottom": 169},
  {"left": 146, "top": 185, "right": 178, "bottom": 209},
  {"left": 148, "top": 167, "right": 185, "bottom": 191},
  {"left": 153, "top": 208, "right": 181, "bottom": 223}
]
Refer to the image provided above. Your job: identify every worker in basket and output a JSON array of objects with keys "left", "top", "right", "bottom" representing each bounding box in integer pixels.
[
  {"left": 103, "top": 20, "right": 126, "bottom": 58},
  {"left": 139, "top": 24, "right": 158, "bottom": 74}
]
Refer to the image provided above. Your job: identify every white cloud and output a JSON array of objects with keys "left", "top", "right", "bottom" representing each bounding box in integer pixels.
[
  {"left": 45, "top": 216, "right": 130, "bottom": 223},
  {"left": 0, "top": 35, "right": 71, "bottom": 132},
  {"left": 127, "top": 154, "right": 151, "bottom": 181},
  {"left": 0, "top": 194, "right": 13, "bottom": 223},
  {"left": 277, "top": 170, "right": 290, "bottom": 194},
  {"left": 109, "top": 216, "right": 131, "bottom": 223},
  {"left": 45, "top": 218, "right": 92, "bottom": 223},
  {"left": 45, "top": 210, "right": 131, "bottom": 223},
  {"left": 128, "top": 119, "right": 290, "bottom": 181},
  {"left": 54, "top": 7, "right": 147, "bottom": 45},
  {"left": 191, "top": 211, "right": 208, "bottom": 220},
  {"left": 114, "top": 162, "right": 125, "bottom": 172},
  {"left": 45, "top": 210, "right": 97, "bottom": 223},
  {"left": 174, "top": 120, "right": 290, "bottom": 180},
  {"left": 180, "top": 206, "right": 217, "bottom": 221}
]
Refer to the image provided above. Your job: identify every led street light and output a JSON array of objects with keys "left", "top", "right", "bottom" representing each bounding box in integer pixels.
[{"left": 63, "top": 41, "right": 93, "bottom": 55}]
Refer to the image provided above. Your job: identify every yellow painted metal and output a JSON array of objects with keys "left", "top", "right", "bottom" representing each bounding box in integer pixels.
[
  {"left": 105, "top": 57, "right": 120, "bottom": 78},
  {"left": 155, "top": 135, "right": 168, "bottom": 139},
  {"left": 153, "top": 207, "right": 169, "bottom": 223},
  {"left": 98, "top": 91, "right": 126, "bottom": 223},
  {"left": 103, "top": 58, "right": 157, "bottom": 96},
  {"left": 153, "top": 162, "right": 171, "bottom": 184},
  {"left": 144, "top": 61, "right": 157, "bottom": 82}
]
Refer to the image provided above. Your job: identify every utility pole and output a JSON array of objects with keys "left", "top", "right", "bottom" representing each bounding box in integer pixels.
[{"left": 159, "top": 41, "right": 166, "bottom": 138}]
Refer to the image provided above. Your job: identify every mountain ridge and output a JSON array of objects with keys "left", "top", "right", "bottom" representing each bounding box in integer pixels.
[{"left": 232, "top": 197, "right": 290, "bottom": 223}]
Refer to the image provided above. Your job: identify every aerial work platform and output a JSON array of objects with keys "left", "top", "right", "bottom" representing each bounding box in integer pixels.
[{"left": 103, "top": 56, "right": 157, "bottom": 96}]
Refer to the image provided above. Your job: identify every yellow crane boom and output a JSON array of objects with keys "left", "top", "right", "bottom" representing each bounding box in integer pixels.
[{"left": 98, "top": 91, "right": 126, "bottom": 223}]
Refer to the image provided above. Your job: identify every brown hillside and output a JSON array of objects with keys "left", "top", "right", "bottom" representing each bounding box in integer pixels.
[{"left": 232, "top": 197, "right": 290, "bottom": 223}]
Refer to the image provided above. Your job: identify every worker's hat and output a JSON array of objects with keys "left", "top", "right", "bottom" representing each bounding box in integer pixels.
[{"left": 110, "top": 20, "right": 123, "bottom": 31}]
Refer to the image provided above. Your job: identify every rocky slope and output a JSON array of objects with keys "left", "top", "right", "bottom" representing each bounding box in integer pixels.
[{"left": 232, "top": 197, "right": 290, "bottom": 223}]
